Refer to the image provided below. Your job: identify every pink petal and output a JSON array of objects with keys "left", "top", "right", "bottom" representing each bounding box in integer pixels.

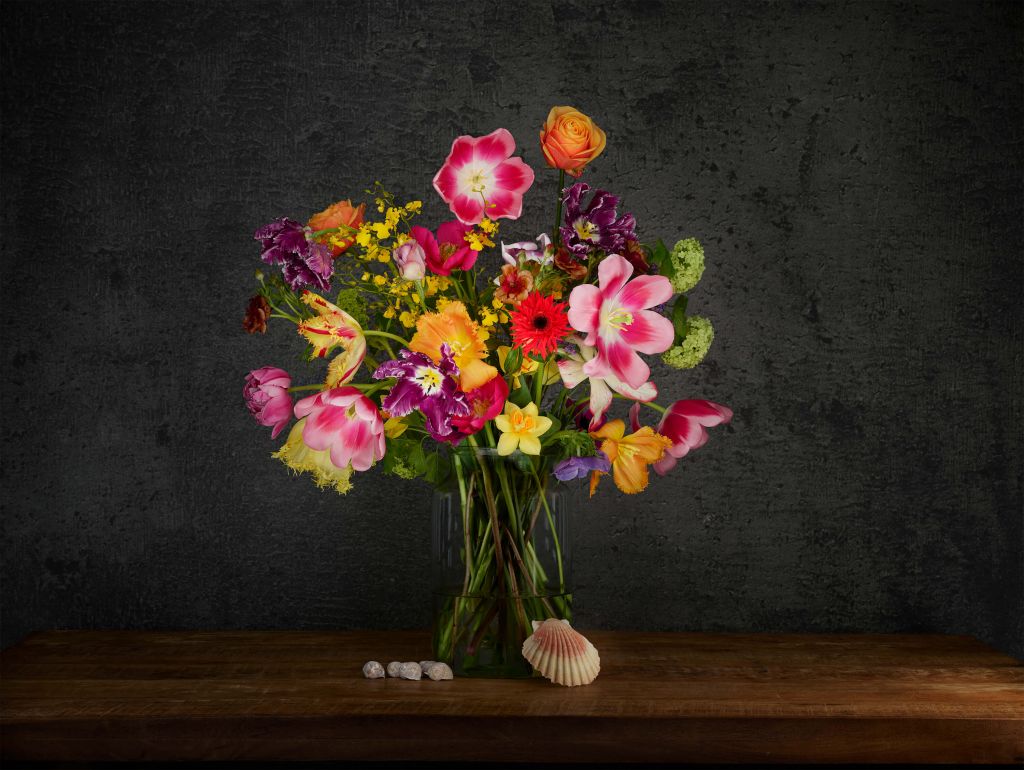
[
  {"left": 486, "top": 188, "right": 523, "bottom": 221},
  {"left": 652, "top": 454, "right": 678, "bottom": 476},
  {"left": 451, "top": 194, "right": 485, "bottom": 225},
  {"left": 628, "top": 402, "right": 642, "bottom": 433},
  {"left": 607, "top": 375, "right": 658, "bottom": 403},
  {"left": 493, "top": 157, "right": 535, "bottom": 195},
  {"left": 293, "top": 392, "right": 321, "bottom": 419},
  {"left": 668, "top": 399, "right": 733, "bottom": 426},
  {"left": 473, "top": 127, "right": 515, "bottom": 166},
  {"left": 567, "top": 284, "right": 601, "bottom": 336},
  {"left": 447, "top": 134, "right": 476, "bottom": 169},
  {"left": 436, "top": 220, "right": 470, "bottom": 245},
  {"left": 432, "top": 163, "right": 460, "bottom": 202},
  {"left": 597, "top": 254, "right": 633, "bottom": 297},
  {"left": 621, "top": 309, "right": 675, "bottom": 354},
  {"left": 619, "top": 274, "right": 673, "bottom": 311},
  {"left": 410, "top": 226, "right": 439, "bottom": 262},
  {"left": 601, "top": 337, "right": 650, "bottom": 390}
]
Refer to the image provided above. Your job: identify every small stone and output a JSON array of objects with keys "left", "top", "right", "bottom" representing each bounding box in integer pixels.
[
  {"left": 386, "top": 661, "right": 403, "bottom": 678},
  {"left": 362, "top": 661, "right": 385, "bottom": 679},
  {"left": 419, "top": 660, "right": 438, "bottom": 670},
  {"left": 398, "top": 661, "right": 422, "bottom": 680},
  {"left": 424, "top": 662, "right": 454, "bottom": 681}
]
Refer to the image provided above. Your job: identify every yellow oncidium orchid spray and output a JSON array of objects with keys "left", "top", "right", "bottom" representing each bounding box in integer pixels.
[{"left": 494, "top": 401, "right": 552, "bottom": 456}]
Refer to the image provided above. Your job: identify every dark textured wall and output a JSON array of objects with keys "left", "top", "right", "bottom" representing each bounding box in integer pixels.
[{"left": 2, "top": 0, "right": 1021, "bottom": 658}]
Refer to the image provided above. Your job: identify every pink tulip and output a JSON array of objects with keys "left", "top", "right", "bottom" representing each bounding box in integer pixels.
[
  {"left": 432, "top": 128, "right": 535, "bottom": 225},
  {"left": 243, "top": 367, "right": 293, "bottom": 438},
  {"left": 294, "top": 387, "right": 386, "bottom": 472},
  {"left": 567, "top": 254, "right": 675, "bottom": 389},
  {"left": 629, "top": 399, "right": 732, "bottom": 476}
]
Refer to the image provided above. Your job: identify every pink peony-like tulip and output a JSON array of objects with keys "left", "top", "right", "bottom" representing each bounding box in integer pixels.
[
  {"left": 244, "top": 367, "right": 293, "bottom": 438},
  {"left": 293, "top": 387, "right": 386, "bottom": 472},
  {"left": 567, "top": 254, "right": 675, "bottom": 389},
  {"left": 629, "top": 399, "right": 732, "bottom": 476},
  {"left": 432, "top": 128, "right": 535, "bottom": 225}
]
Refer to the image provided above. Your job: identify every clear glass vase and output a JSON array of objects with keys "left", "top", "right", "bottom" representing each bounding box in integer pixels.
[{"left": 431, "top": 446, "right": 574, "bottom": 677}]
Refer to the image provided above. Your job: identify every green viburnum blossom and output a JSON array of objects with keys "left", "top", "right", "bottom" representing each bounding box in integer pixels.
[
  {"left": 333, "top": 288, "right": 369, "bottom": 327},
  {"left": 669, "top": 238, "right": 705, "bottom": 293},
  {"left": 385, "top": 456, "right": 421, "bottom": 480},
  {"left": 662, "top": 316, "right": 714, "bottom": 370}
]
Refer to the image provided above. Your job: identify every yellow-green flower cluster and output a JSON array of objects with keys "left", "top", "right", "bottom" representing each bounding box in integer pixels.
[
  {"left": 670, "top": 238, "right": 705, "bottom": 293},
  {"left": 661, "top": 315, "right": 714, "bottom": 370},
  {"left": 347, "top": 183, "right": 422, "bottom": 263}
]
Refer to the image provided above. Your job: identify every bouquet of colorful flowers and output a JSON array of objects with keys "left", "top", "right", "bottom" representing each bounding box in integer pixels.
[{"left": 243, "top": 107, "right": 731, "bottom": 675}]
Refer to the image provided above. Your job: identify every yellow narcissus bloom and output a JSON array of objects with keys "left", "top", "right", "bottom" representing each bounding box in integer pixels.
[
  {"left": 410, "top": 301, "right": 497, "bottom": 391},
  {"left": 494, "top": 402, "right": 552, "bottom": 456},
  {"left": 589, "top": 420, "right": 673, "bottom": 495}
]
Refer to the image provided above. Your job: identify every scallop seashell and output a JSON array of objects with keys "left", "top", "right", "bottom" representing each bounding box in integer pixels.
[
  {"left": 521, "top": 618, "right": 600, "bottom": 687},
  {"left": 424, "top": 662, "right": 454, "bottom": 681},
  {"left": 362, "top": 661, "right": 385, "bottom": 679},
  {"left": 386, "top": 661, "right": 403, "bottom": 678},
  {"left": 398, "top": 661, "right": 422, "bottom": 680}
]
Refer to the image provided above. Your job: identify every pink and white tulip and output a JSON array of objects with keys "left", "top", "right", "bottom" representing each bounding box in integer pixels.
[
  {"left": 432, "top": 128, "right": 535, "bottom": 225},
  {"left": 567, "top": 254, "right": 675, "bottom": 389},
  {"left": 629, "top": 399, "right": 733, "bottom": 476},
  {"left": 558, "top": 336, "right": 657, "bottom": 430},
  {"left": 243, "top": 366, "right": 293, "bottom": 438},
  {"left": 393, "top": 239, "right": 427, "bottom": 281},
  {"left": 293, "top": 387, "right": 386, "bottom": 472}
]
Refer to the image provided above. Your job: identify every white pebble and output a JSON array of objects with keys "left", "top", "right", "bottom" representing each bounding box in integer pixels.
[
  {"left": 424, "top": 662, "right": 454, "bottom": 681},
  {"left": 386, "top": 661, "right": 403, "bottom": 678},
  {"left": 398, "top": 661, "right": 422, "bottom": 680},
  {"left": 362, "top": 661, "right": 385, "bottom": 679}
]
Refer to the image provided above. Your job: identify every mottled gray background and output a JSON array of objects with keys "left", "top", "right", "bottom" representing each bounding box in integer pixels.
[{"left": 1, "top": 0, "right": 1021, "bottom": 659}]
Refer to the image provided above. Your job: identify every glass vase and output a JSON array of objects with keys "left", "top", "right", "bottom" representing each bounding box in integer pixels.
[{"left": 431, "top": 446, "right": 574, "bottom": 677}]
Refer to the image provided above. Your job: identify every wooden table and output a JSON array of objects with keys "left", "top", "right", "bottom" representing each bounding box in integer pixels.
[{"left": 1, "top": 630, "right": 1021, "bottom": 764}]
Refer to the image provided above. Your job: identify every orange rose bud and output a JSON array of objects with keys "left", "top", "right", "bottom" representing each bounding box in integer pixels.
[
  {"left": 539, "top": 106, "right": 607, "bottom": 177},
  {"left": 308, "top": 199, "right": 366, "bottom": 256}
]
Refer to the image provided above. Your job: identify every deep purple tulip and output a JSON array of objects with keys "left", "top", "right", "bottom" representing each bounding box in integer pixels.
[
  {"left": 559, "top": 183, "right": 637, "bottom": 260},
  {"left": 373, "top": 344, "right": 470, "bottom": 441},
  {"left": 254, "top": 217, "right": 334, "bottom": 292}
]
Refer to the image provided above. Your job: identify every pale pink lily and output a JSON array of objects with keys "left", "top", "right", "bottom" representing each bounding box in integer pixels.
[
  {"left": 297, "top": 291, "right": 366, "bottom": 385},
  {"left": 432, "top": 128, "right": 535, "bottom": 225},
  {"left": 293, "top": 387, "right": 386, "bottom": 472},
  {"left": 558, "top": 336, "right": 657, "bottom": 430},
  {"left": 629, "top": 399, "right": 733, "bottom": 476},
  {"left": 567, "top": 254, "right": 674, "bottom": 390}
]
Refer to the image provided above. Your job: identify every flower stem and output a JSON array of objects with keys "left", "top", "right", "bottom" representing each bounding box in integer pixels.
[
  {"left": 552, "top": 170, "right": 565, "bottom": 248},
  {"left": 363, "top": 329, "right": 411, "bottom": 347},
  {"left": 287, "top": 384, "right": 324, "bottom": 393}
]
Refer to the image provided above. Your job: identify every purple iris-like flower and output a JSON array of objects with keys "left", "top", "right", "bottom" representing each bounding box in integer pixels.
[
  {"left": 553, "top": 451, "right": 612, "bottom": 481},
  {"left": 373, "top": 344, "right": 471, "bottom": 441},
  {"left": 254, "top": 217, "right": 334, "bottom": 292},
  {"left": 559, "top": 182, "right": 637, "bottom": 260}
]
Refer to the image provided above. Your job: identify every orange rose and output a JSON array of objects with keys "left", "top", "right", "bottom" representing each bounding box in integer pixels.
[
  {"left": 308, "top": 199, "right": 365, "bottom": 256},
  {"left": 539, "top": 106, "right": 607, "bottom": 177}
]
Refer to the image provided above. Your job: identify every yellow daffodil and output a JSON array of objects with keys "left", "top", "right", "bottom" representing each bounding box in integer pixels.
[
  {"left": 410, "top": 301, "right": 497, "bottom": 391},
  {"left": 494, "top": 402, "right": 552, "bottom": 456},
  {"left": 589, "top": 420, "right": 673, "bottom": 495}
]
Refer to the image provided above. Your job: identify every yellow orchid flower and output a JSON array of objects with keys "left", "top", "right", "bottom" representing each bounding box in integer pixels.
[
  {"left": 494, "top": 401, "right": 552, "bottom": 456},
  {"left": 589, "top": 420, "right": 673, "bottom": 495},
  {"left": 410, "top": 301, "right": 497, "bottom": 391}
]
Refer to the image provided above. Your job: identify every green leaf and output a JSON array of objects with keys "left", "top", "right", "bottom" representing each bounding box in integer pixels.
[
  {"left": 423, "top": 451, "right": 451, "bottom": 486},
  {"left": 671, "top": 295, "right": 689, "bottom": 345},
  {"left": 650, "top": 239, "right": 673, "bottom": 279},
  {"left": 509, "top": 381, "right": 533, "bottom": 408}
]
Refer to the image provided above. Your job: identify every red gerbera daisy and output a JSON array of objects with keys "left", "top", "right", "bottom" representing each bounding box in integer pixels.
[{"left": 509, "top": 292, "right": 571, "bottom": 359}]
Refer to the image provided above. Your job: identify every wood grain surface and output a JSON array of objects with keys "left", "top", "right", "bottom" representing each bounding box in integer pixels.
[{"left": 1, "top": 630, "right": 1021, "bottom": 763}]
